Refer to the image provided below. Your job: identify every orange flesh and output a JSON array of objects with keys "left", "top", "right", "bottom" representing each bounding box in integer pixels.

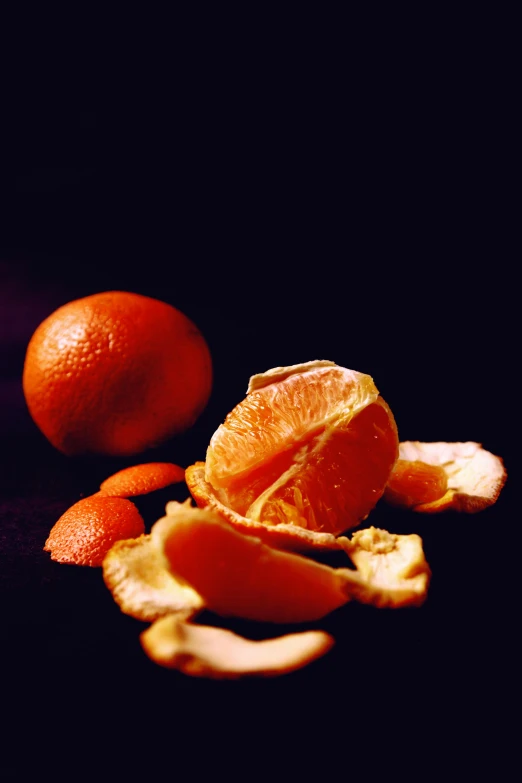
[
  {"left": 384, "top": 460, "right": 448, "bottom": 508},
  {"left": 206, "top": 364, "right": 378, "bottom": 488},
  {"left": 212, "top": 397, "right": 398, "bottom": 535},
  {"left": 254, "top": 399, "right": 398, "bottom": 530},
  {"left": 161, "top": 512, "right": 352, "bottom": 623}
]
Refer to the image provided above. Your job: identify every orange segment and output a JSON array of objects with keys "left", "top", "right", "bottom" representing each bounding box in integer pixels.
[
  {"left": 98, "top": 462, "right": 185, "bottom": 498},
  {"left": 44, "top": 495, "right": 145, "bottom": 567},
  {"left": 384, "top": 459, "right": 448, "bottom": 508},
  {"left": 206, "top": 360, "right": 379, "bottom": 488},
  {"left": 191, "top": 361, "right": 399, "bottom": 541},
  {"left": 245, "top": 397, "right": 398, "bottom": 532},
  {"left": 140, "top": 616, "right": 334, "bottom": 679}
]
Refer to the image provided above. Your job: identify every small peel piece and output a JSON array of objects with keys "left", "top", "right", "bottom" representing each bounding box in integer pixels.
[
  {"left": 387, "top": 441, "right": 507, "bottom": 513},
  {"left": 140, "top": 616, "right": 334, "bottom": 679},
  {"left": 102, "top": 534, "right": 204, "bottom": 622},
  {"left": 98, "top": 462, "right": 185, "bottom": 498},
  {"left": 44, "top": 495, "right": 146, "bottom": 567},
  {"left": 186, "top": 462, "right": 351, "bottom": 554},
  {"left": 339, "top": 527, "right": 431, "bottom": 608}
]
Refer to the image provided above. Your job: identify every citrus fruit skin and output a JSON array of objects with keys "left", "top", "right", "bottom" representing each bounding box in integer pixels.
[
  {"left": 22, "top": 291, "right": 212, "bottom": 456},
  {"left": 44, "top": 495, "right": 145, "bottom": 567},
  {"left": 97, "top": 462, "right": 185, "bottom": 498}
]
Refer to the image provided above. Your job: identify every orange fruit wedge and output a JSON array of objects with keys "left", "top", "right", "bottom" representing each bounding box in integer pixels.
[
  {"left": 383, "top": 441, "right": 507, "bottom": 513},
  {"left": 384, "top": 459, "right": 449, "bottom": 508},
  {"left": 186, "top": 360, "right": 399, "bottom": 551},
  {"left": 140, "top": 616, "right": 334, "bottom": 679}
]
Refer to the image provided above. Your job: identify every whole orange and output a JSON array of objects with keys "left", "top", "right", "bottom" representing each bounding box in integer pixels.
[{"left": 22, "top": 291, "right": 212, "bottom": 456}]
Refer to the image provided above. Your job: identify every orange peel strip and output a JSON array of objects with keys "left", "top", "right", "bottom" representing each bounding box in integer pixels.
[
  {"left": 186, "top": 462, "right": 351, "bottom": 554},
  {"left": 102, "top": 534, "right": 204, "bottom": 622},
  {"left": 388, "top": 441, "right": 507, "bottom": 513},
  {"left": 97, "top": 462, "right": 185, "bottom": 498},
  {"left": 140, "top": 616, "right": 334, "bottom": 679}
]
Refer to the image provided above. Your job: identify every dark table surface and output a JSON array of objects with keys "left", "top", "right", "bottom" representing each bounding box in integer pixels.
[{"left": 1, "top": 101, "right": 515, "bottom": 776}]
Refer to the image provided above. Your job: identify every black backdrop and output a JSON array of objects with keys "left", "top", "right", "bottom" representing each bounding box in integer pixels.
[{"left": 0, "top": 65, "right": 514, "bottom": 777}]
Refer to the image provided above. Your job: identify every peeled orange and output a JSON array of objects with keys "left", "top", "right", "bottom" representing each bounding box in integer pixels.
[{"left": 186, "top": 360, "right": 399, "bottom": 549}]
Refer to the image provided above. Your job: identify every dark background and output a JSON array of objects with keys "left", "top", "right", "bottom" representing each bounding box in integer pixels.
[{"left": 0, "top": 44, "right": 515, "bottom": 777}]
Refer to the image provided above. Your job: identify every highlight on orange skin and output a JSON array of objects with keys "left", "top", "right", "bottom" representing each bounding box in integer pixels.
[
  {"left": 44, "top": 495, "right": 145, "bottom": 567},
  {"left": 98, "top": 462, "right": 185, "bottom": 498}
]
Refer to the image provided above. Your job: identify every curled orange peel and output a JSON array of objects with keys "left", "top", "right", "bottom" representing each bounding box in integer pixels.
[
  {"left": 340, "top": 527, "right": 431, "bottom": 608},
  {"left": 103, "top": 500, "right": 431, "bottom": 628},
  {"left": 102, "top": 533, "right": 204, "bottom": 622},
  {"left": 140, "top": 616, "right": 334, "bottom": 679},
  {"left": 151, "top": 501, "right": 354, "bottom": 623},
  {"left": 385, "top": 441, "right": 507, "bottom": 513}
]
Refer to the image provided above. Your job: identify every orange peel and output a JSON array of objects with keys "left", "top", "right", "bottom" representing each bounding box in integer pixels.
[
  {"left": 103, "top": 500, "right": 430, "bottom": 621},
  {"left": 384, "top": 441, "right": 507, "bottom": 513},
  {"left": 140, "top": 616, "right": 334, "bottom": 679},
  {"left": 151, "top": 501, "right": 355, "bottom": 623},
  {"left": 97, "top": 462, "right": 185, "bottom": 498},
  {"left": 341, "top": 527, "right": 431, "bottom": 608},
  {"left": 102, "top": 533, "right": 204, "bottom": 622},
  {"left": 156, "top": 502, "right": 431, "bottom": 611},
  {"left": 44, "top": 495, "right": 146, "bottom": 567}
]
